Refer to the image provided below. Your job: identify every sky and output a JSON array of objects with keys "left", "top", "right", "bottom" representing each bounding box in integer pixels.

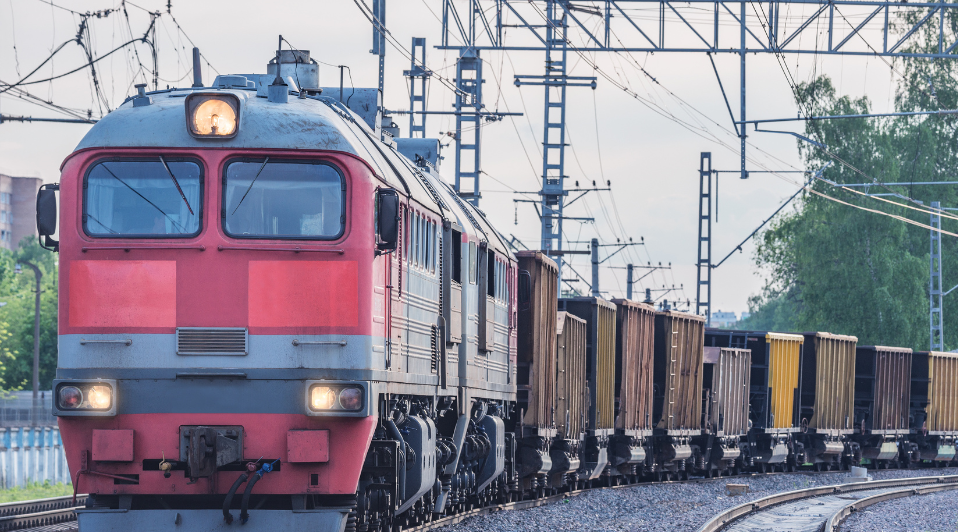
[{"left": 0, "top": 0, "right": 907, "bottom": 315}]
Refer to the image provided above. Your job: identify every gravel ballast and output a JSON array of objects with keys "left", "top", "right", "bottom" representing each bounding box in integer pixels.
[
  {"left": 838, "top": 487, "right": 958, "bottom": 532},
  {"left": 438, "top": 468, "right": 958, "bottom": 532}
]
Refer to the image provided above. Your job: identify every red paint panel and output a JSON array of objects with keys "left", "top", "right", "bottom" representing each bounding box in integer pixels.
[
  {"left": 59, "top": 414, "right": 375, "bottom": 495},
  {"left": 248, "top": 261, "right": 359, "bottom": 328},
  {"left": 287, "top": 430, "right": 330, "bottom": 463},
  {"left": 92, "top": 429, "right": 134, "bottom": 462},
  {"left": 69, "top": 261, "right": 176, "bottom": 328}
]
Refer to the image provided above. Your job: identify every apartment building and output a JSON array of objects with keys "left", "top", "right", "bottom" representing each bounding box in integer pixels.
[{"left": 0, "top": 175, "right": 43, "bottom": 251}]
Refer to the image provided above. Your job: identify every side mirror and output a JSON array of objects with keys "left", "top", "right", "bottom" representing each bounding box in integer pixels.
[
  {"left": 376, "top": 188, "right": 399, "bottom": 252},
  {"left": 36, "top": 184, "right": 59, "bottom": 252},
  {"left": 518, "top": 270, "right": 531, "bottom": 311}
]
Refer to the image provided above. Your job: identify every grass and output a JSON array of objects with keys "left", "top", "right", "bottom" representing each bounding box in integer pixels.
[{"left": 0, "top": 481, "right": 73, "bottom": 503}]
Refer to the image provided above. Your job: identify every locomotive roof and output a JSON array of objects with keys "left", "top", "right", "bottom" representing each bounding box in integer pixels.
[{"left": 70, "top": 86, "right": 513, "bottom": 260}]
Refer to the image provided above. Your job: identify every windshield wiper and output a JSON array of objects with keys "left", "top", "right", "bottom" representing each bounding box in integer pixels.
[
  {"left": 86, "top": 213, "right": 119, "bottom": 234},
  {"left": 230, "top": 157, "right": 270, "bottom": 216},
  {"left": 99, "top": 163, "right": 188, "bottom": 233},
  {"left": 159, "top": 155, "right": 194, "bottom": 215}
]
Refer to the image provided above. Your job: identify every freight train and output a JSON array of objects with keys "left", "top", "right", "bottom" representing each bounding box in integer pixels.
[{"left": 35, "top": 48, "right": 958, "bottom": 532}]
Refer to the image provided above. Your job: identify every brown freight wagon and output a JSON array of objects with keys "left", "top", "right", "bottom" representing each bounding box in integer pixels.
[
  {"left": 515, "top": 251, "right": 560, "bottom": 481},
  {"left": 515, "top": 251, "right": 558, "bottom": 436},
  {"left": 609, "top": 299, "right": 655, "bottom": 473},
  {"left": 550, "top": 311, "right": 588, "bottom": 477},
  {"left": 555, "top": 311, "right": 588, "bottom": 441},
  {"left": 909, "top": 351, "right": 958, "bottom": 463},
  {"left": 558, "top": 297, "right": 617, "bottom": 479},
  {"left": 651, "top": 311, "right": 705, "bottom": 474},
  {"left": 693, "top": 347, "right": 750, "bottom": 473},
  {"left": 652, "top": 311, "right": 705, "bottom": 434},
  {"left": 796, "top": 332, "right": 858, "bottom": 468},
  {"left": 702, "top": 347, "right": 751, "bottom": 438},
  {"left": 852, "top": 346, "right": 911, "bottom": 465}
]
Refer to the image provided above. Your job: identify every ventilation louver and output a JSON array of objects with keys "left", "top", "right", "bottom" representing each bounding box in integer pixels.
[{"left": 177, "top": 328, "right": 248, "bottom": 356}]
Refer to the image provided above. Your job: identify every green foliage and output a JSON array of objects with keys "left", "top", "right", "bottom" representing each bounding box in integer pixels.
[
  {"left": 0, "top": 237, "right": 58, "bottom": 391},
  {"left": 0, "top": 481, "right": 72, "bottom": 503},
  {"left": 742, "top": 30, "right": 958, "bottom": 349}
]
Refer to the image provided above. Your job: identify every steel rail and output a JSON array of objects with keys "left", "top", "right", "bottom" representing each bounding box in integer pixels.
[
  {"left": 696, "top": 475, "right": 958, "bottom": 532},
  {"left": 824, "top": 482, "right": 958, "bottom": 531},
  {"left": 0, "top": 495, "right": 87, "bottom": 532}
]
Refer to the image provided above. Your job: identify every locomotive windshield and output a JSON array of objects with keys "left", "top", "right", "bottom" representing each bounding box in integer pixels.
[
  {"left": 83, "top": 158, "right": 202, "bottom": 237},
  {"left": 223, "top": 160, "right": 344, "bottom": 239}
]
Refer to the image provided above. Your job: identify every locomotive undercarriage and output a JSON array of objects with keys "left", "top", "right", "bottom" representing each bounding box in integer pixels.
[{"left": 351, "top": 395, "right": 512, "bottom": 532}]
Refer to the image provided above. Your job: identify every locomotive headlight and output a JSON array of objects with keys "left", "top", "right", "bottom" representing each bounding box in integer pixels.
[
  {"left": 306, "top": 381, "right": 370, "bottom": 416},
  {"left": 87, "top": 386, "right": 112, "bottom": 410},
  {"left": 58, "top": 386, "right": 82, "bottom": 409},
  {"left": 53, "top": 380, "right": 117, "bottom": 416},
  {"left": 311, "top": 386, "right": 337, "bottom": 410},
  {"left": 338, "top": 387, "right": 364, "bottom": 411},
  {"left": 185, "top": 93, "right": 240, "bottom": 138}
]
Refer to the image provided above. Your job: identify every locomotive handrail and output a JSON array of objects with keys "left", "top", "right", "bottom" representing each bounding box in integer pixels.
[
  {"left": 217, "top": 245, "right": 344, "bottom": 254},
  {"left": 291, "top": 339, "right": 348, "bottom": 346},
  {"left": 82, "top": 245, "right": 206, "bottom": 252},
  {"left": 696, "top": 475, "right": 958, "bottom": 532},
  {"left": 175, "top": 372, "right": 248, "bottom": 379},
  {"left": 80, "top": 339, "right": 132, "bottom": 346}
]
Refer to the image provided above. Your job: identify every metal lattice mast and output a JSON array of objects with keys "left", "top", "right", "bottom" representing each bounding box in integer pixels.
[
  {"left": 513, "top": 3, "right": 596, "bottom": 284},
  {"left": 931, "top": 201, "right": 944, "bottom": 351},
  {"left": 371, "top": 0, "right": 386, "bottom": 102},
  {"left": 405, "top": 38, "right": 430, "bottom": 138},
  {"left": 696, "top": 153, "right": 712, "bottom": 323},
  {"left": 541, "top": 3, "right": 569, "bottom": 281},
  {"left": 454, "top": 48, "right": 483, "bottom": 205}
]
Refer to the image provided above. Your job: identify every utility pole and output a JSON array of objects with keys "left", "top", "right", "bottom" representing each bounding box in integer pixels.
[
  {"left": 591, "top": 238, "right": 600, "bottom": 297},
  {"left": 17, "top": 262, "right": 42, "bottom": 426},
  {"left": 627, "top": 264, "right": 633, "bottom": 300}
]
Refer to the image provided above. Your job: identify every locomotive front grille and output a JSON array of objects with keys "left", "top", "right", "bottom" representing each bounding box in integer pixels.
[{"left": 177, "top": 328, "right": 248, "bottom": 356}]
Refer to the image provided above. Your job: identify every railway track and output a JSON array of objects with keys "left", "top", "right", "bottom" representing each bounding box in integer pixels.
[
  {"left": 404, "top": 469, "right": 850, "bottom": 531},
  {"left": 0, "top": 495, "right": 85, "bottom": 532},
  {"left": 3, "top": 470, "right": 952, "bottom": 532},
  {"left": 696, "top": 475, "right": 958, "bottom": 532}
]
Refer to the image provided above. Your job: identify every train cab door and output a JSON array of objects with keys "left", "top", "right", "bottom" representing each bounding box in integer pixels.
[
  {"left": 442, "top": 222, "right": 463, "bottom": 382},
  {"left": 478, "top": 245, "right": 495, "bottom": 354}
]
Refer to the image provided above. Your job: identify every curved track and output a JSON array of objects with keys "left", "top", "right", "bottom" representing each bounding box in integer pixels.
[{"left": 697, "top": 476, "right": 958, "bottom": 532}]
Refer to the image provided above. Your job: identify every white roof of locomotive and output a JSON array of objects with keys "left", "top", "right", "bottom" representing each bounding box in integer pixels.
[{"left": 71, "top": 86, "right": 514, "bottom": 259}]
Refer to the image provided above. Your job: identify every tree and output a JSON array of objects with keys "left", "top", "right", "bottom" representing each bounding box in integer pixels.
[
  {"left": 0, "top": 237, "right": 58, "bottom": 391},
  {"left": 740, "top": 72, "right": 940, "bottom": 349}
]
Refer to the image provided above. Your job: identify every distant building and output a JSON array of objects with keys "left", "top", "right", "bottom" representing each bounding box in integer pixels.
[
  {"left": 0, "top": 175, "right": 43, "bottom": 251},
  {"left": 739, "top": 311, "right": 750, "bottom": 321},
  {"left": 710, "top": 310, "right": 738, "bottom": 328}
]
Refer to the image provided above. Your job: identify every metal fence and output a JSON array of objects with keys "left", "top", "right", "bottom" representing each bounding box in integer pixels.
[
  {"left": 0, "top": 426, "right": 70, "bottom": 488},
  {"left": 0, "top": 391, "right": 57, "bottom": 427}
]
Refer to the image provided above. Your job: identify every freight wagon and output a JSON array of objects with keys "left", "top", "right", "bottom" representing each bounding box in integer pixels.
[
  {"left": 693, "top": 347, "right": 750, "bottom": 476},
  {"left": 852, "top": 346, "right": 912, "bottom": 468},
  {"left": 609, "top": 299, "right": 655, "bottom": 478},
  {"left": 558, "top": 297, "right": 617, "bottom": 481},
  {"left": 796, "top": 332, "right": 859, "bottom": 469},
  {"left": 652, "top": 311, "right": 705, "bottom": 478},
  {"left": 910, "top": 351, "right": 958, "bottom": 464}
]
